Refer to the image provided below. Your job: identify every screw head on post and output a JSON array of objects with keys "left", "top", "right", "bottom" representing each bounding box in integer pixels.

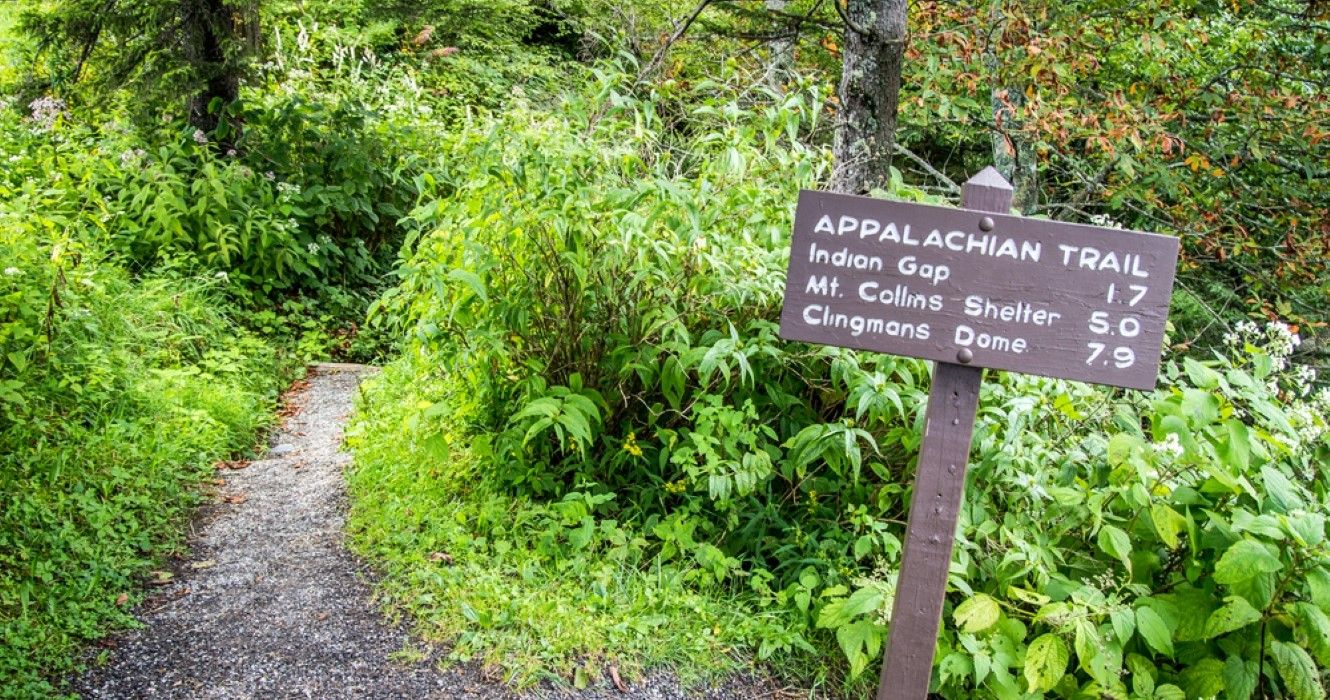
[{"left": 956, "top": 348, "right": 973, "bottom": 364}]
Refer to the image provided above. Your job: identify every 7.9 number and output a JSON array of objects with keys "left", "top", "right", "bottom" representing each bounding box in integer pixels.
[{"left": 1087, "top": 342, "right": 1135, "bottom": 368}]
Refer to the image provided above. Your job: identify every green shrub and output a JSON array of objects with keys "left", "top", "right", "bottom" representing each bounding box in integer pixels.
[
  {"left": 355, "top": 65, "right": 1330, "bottom": 696},
  {"left": 0, "top": 111, "right": 283, "bottom": 698}
]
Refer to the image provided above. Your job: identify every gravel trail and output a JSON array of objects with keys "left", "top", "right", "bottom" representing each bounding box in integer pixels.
[{"left": 71, "top": 365, "right": 783, "bottom": 700}]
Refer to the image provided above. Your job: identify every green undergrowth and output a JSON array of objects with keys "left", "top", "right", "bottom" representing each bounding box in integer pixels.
[
  {"left": 349, "top": 65, "right": 1330, "bottom": 698},
  {"left": 346, "top": 355, "right": 779, "bottom": 689},
  {"left": 0, "top": 236, "right": 283, "bottom": 697}
]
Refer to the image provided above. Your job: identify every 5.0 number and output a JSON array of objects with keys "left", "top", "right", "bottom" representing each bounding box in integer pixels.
[{"left": 1089, "top": 311, "right": 1141, "bottom": 337}]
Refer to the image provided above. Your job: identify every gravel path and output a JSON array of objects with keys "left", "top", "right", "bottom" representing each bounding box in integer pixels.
[{"left": 71, "top": 365, "right": 786, "bottom": 700}]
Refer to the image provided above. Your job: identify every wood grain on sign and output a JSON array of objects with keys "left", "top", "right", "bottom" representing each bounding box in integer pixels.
[
  {"left": 874, "top": 169, "right": 1006, "bottom": 700},
  {"left": 779, "top": 174, "right": 1180, "bottom": 389}
]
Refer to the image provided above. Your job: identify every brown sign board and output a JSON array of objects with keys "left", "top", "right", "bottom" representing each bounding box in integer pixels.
[{"left": 778, "top": 188, "right": 1180, "bottom": 390}]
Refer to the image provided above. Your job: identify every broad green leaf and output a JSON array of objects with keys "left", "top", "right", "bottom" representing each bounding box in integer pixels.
[
  {"left": 1271, "top": 640, "right": 1326, "bottom": 700},
  {"left": 1154, "top": 684, "right": 1186, "bottom": 700},
  {"left": 1179, "top": 657, "right": 1226, "bottom": 698},
  {"left": 1203, "top": 596, "right": 1263, "bottom": 639},
  {"left": 836, "top": 620, "right": 884, "bottom": 678},
  {"left": 1229, "top": 571, "right": 1277, "bottom": 610},
  {"left": 1224, "top": 655, "right": 1259, "bottom": 700},
  {"left": 1214, "top": 539, "right": 1283, "bottom": 584},
  {"left": 1261, "top": 465, "right": 1304, "bottom": 512},
  {"left": 816, "top": 587, "right": 884, "bottom": 629},
  {"left": 1183, "top": 357, "right": 1221, "bottom": 388},
  {"left": 1219, "top": 420, "right": 1250, "bottom": 472},
  {"left": 446, "top": 268, "right": 488, "bottom": 303},
  {"left": 1108, "top": 433, "right": 1141, "bottom": 466},
  {"left": 1151, "top": 504, "right": 1187, "bottom": 549},
  {"left": 1293, "top": 602, "right": 1330, "bottom": 667},
  {"left": 1023, "top": 633, "right": 1069, "bottom": 693},
  {"left": 1309, "top": 567, "right": 1330, "bottom": 613},
  {"left": 1127, "top": 654, "right": 1156, "bottom": 697},
  {"left": 1284, "top": 511, "right": 1326, "bottom": 548},
  {"left": 1136, "top": 606, "right": 1174, "bottom": 656},
  {"left": 1161, "top": 586, "right": 1217, "bottom": 642},
  {"left": 1110, "top": 607, "right": 1136, "bottom": 645},
  {"left": 1097, "top": 525, "right": 1133, "bottom": 571},
  {"left": 1073, "top": 619, "right": 1100, "bottom": 669},
  {"left": 954, "top": 593, "right": 1002, "bottom": 634}
]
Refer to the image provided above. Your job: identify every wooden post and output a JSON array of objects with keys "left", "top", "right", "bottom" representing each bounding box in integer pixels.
[{"left": 876, "top": 167, "right": 1013, "bottom": 700}]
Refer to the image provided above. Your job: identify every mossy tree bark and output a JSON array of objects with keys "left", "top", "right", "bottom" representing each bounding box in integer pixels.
[{"left": 830, "top": 0, "right": 908, "bottom": 194}]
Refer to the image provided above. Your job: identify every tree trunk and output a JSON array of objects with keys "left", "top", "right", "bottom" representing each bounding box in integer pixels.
[
  {"left": 763, "top": 0, "right": 794, "bottom": 90},
  {"left": 984, "top": 0, "right": 1036, "bottom": 212},
  {"left": 183, "top": 0, "right": 239, "bottom": 134},
  {"left": 830, "top": 0, "right": 908, "bottom": 194}
]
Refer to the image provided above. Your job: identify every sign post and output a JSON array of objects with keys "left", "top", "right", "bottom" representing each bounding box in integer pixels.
[{"left": 777, "top": 167, "right": 1179, "bottom": 699}]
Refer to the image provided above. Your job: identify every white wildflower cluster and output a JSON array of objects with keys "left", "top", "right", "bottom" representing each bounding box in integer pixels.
[
  {"left": 1289, "top": 402, "right": 1326, "bottom": 447},
  {"left": 276, "top": 181, "right": 301, "bottom": 197},
  {"left": 214, "top": 271, "right": 229, "bottom": 281},
  {"left": 306, "top": 242, "right": 320, "bottom": 255},
  {"left": 1224, "top": 320, "right": 1301, "bottom": 371},
  {"left": 28, "top": 96, "right": 67, "bottom": 128},
  {"left": 1292, "top": 364, "right": 1318, "bottom": 397},
  {"left": 1288, "top": 387, "right": 1330, "bottom": 448},
  {"left": 1152, "top": 432, "right": 1184, "bottom": 459},
  {"left": 119, "top": 148, "right": 147, "bottom": 166},
  {"left": 192, "top": 129, "right": 209, "bottom": 145},
  {"left": 264, "top": 170, "right": 276, "bottom": 181},
  {"left": 4, "top": 267, "right": 21, "bottom": 277},
  {"left": 1088, "top": 213, "right": 1125, "bottom": 230}
]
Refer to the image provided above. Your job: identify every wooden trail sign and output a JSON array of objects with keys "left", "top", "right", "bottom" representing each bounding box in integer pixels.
[
  {"left": 776, "top": 168, "right": 1179, "bottom": 699},
  {"left": 779, "top": 168, "right": 1179, "bottom": 390}
]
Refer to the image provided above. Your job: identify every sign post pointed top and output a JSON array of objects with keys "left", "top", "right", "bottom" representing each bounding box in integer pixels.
[{"left": 962, "top": 166, "right": 1014, "bottom": 212}]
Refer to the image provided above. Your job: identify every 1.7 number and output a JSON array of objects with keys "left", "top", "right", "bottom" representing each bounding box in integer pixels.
[{"left": 1106, "top": 283, "right": 1149, "bottom": 306}]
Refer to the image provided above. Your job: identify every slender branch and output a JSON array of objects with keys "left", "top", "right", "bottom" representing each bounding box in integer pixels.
[
  {"left": 638, "top": 0, "right": 714, "bottom": 80},
  {"left": 832, "top": 0, "right": 872, "bottom": 37},
  {"left": 893, "top": 143, "right": 960, "bottom": 194}
]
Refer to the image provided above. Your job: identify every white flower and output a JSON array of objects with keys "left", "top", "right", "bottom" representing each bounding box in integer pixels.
[
  {"left": 307, "top": 242, "right": 320, "bottom": 254},
  {"left": 28, "top": 96, "right": 67, "bottom": 127},
  {"left": 3, "top": 267, "right": 21, "bottom": 276},
  {"left": 192, "top": 129, "right": 209, "bottom": 145},
  {"left": 1152, "top": 433, "right": 1184, "bottom": 459},
  {"left": 214, "top": 271, "right": 229, "bottom": 281},
  {"left": 264, "top": 170, "right": 276, "bottom": 181}
]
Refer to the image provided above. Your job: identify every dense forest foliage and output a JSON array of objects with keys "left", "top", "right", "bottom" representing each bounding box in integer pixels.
[{"left": 1, "top": 0, "right": 1327, "bottom": 698}]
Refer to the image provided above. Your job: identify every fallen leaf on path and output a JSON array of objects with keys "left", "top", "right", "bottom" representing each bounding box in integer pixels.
[
  {"left": 115, "top": 592, "right": 129, "bottom": 606},
  {"left": 149, "top": 571, "right": 174, "bottom": 586},
  {"left": 317, "top": 612, "right": 330, "bottom": 621},
  {"left": 210, "top": 479, "right": 226, "bottom": 486},
  {"left": 222, "top": 493, "right": 248, "bottom": 505},
  {"left": 190, "top": 560, "right": 216, "bottom": 570},
  {"left": 214, "top": 460, "right": 249, "bottom": 470},
  {"left": 610, "top": 665, "right": 628, "bottom": 693}
]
